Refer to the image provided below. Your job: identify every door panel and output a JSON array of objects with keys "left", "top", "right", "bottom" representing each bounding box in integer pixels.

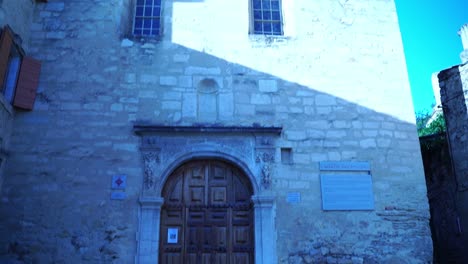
[{"left": 160, "top": 160, "right": 254, "bottom": 263}]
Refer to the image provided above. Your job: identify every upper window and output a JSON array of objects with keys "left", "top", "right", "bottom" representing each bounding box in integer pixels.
[
  {"left": 133, "top": 0, "right": 162, "bottom": 37},
  {"left": 252, "top": 0, "right": 283, "bottom": 36}
]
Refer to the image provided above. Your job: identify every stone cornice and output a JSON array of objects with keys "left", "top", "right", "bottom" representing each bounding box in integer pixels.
[{"left": 133, "top": 124, "right": 282, "bottom": 135}]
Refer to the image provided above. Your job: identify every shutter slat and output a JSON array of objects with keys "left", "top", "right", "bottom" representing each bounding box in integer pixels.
[{"left": 13, "top": 56, "right": 41, "bottom": 110}]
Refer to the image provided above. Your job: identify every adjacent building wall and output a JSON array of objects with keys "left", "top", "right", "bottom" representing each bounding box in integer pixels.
[
  {"left": 0, "top": 0, "right": 36, "bottom": 192},
  {"left": 438, "top": 61, "right": 468, "bottom": 257},
  {"left": 0, "top": 0, "right": 432, "bottom": 263}
]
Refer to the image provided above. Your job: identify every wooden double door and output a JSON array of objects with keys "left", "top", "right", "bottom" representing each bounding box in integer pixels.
[{"left": 160, "top": 160, "right": 254, "bottom": 264}]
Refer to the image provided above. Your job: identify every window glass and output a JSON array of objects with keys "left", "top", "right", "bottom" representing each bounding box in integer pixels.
[
  {"left": 3, "top": 46, "right": 21, "bottom": 103},
  {"left": 133, "top": 0, "right": 162, "bottom": 37},
  {"left": 252, "top": 0, "right": 282, "bottom": 35}
]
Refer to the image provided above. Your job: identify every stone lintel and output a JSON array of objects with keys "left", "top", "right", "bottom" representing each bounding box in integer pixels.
[{"left": 133, "top": 125, "right": 282, "bottom": 135}]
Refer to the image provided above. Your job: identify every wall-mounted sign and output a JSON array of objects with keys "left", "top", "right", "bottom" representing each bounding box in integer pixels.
[
  {"left": 167, "top": 228, "right": 178, "bottom": 244},
  {"left": 112, "top": 175, "right": 127, "bottom": 189},
  {"left": 320, "top": 174, "right": 374, "bottom": 210}
]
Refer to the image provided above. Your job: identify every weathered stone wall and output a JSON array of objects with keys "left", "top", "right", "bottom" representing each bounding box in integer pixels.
[
  {"left": 0, "top": 0, "right": 35, "bottom": 192},
  {"left": 0, "top": 0, "right": 432, "bottom": 263},
  {"left": 438, "top": 62, "right": 468, "bottom": 260}
]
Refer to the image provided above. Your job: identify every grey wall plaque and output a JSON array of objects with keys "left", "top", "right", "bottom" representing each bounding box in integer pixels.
[
  {"left": 286, "top": 192, "right": 301, "bottom": 204},
  {"left": 320, "top": 174, "right": 374, "bottom": 210},
  {"left": 319, "top": 161, "right": 370, "bottom": 172}
]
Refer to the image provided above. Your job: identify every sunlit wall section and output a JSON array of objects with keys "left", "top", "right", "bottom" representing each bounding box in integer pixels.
[{"left": 169, "top": 0, "right": 415, "bottom": 123}]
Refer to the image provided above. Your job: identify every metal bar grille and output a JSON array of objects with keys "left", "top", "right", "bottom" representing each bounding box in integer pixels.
[
  {"left": 252, "top": 0, "right": 283, "bottom": 35},
  {"left": 133, "top": 0, "right": 162, "bottom": 37}
]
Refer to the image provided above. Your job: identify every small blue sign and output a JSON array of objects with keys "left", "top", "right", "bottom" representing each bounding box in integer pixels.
[{"left": 112, "top": 175, "right": 127, "bottom": 189}]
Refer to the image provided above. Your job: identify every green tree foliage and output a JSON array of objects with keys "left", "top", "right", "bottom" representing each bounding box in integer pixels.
[{"left": 416, "top": 111, "right": 446, "bottom": 137}]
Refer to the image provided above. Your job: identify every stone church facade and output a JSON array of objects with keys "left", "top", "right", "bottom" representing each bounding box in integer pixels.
[{"left": 0, "top": 0, "right": 432, "bottom": 263}]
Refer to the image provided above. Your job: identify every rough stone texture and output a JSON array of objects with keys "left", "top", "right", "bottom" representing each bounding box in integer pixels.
[
  {"left": 437, "top": 62, "right": 468, "bottom": 260},
  {"left": 0, "top": 0, "right": 35, "bottom": 51},
  {"left": 0, "top": 0, "right": 432, "bottom": 263}
]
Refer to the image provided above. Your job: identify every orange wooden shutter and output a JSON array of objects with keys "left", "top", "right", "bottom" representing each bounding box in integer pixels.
[
  {"left": 0, "top": 26, "right": 13, "bottom": 91},
  {"left": 13, "top": 56, "right": 41, "bottom": 110}
]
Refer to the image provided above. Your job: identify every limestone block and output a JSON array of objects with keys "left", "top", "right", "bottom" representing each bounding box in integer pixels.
[
  {"left": 289, "top": 107, "right": 303, "bottom": 113},
  {"left": 83, "top": 103, "right": 103, "bottom": 111},
  {"left": 306, "top": 120, "right": 330, "bottom": 129},
  {"left": 124, "top": 73, "right": 136, "bottom": 83},
  {"left": 316, "top": 106, "right": 332, "bottom": 114},
  {"left": 45, "top": 2, "right": 65, "bottom": 12},
  {"left": 258, "top": 80, "right": 278, "bottom": 92},
  {"left": 377, "top": 138, "right": 392, "bottom": 148},
  {"left": 307, "top": 130, "right": 325, "bottom": 139},
  {"left": 251, "top": 94, "right": 271, "bottom": 105},
  {"left": 362, "top": 130, "right": 378, "bottom": 137},
  {"left": 316, "top": 95, "right": 337, "bottom": 106},
  {"left": 178, "top": 76, "right": 192, "bottom": 87},
  {"left": 311, "top": 153, "right": 328, "bottom": 162},
  {"left": 326, "top": 130, "right": 347, "bottom": 138},
  {"left": 303, "top": 98, "right": 314, "bottom": 105},
  {"left": 121, "top": 38, "right": 134, "bottom": 47},
  {"left": 119, "top": 97, "right": 139, "bottom": 104},
  {"left": 140, "top": 74, "right": 158, "bottom": 84},
  {"left": 185, "top": 66, "right": 221, "bottom": 75},
  {"left": 360, "top": 138, "right": 376, "bottom": 148},
  {"left": 236, "top": 104, "right": 255, "bottom": 115},
  {"left": 110, "top": 104, "right": 123, "bottom": 112},
  {"left": 138, "top": 91, "right": 157, "bottom": 98},
  {"left": 173, "top": 54, "right": 190, "bottom": 62},
  {"left": 60, "top": 103, "right": 81, "bottom": 110},
  {"left": 182, "top": 93, "right": 197, "bottom": 118},
  {"left": 286, "top": 130, "right": 307, "bottom": 141},
  {"left": 46, "top": 32, "right": 66, "bottom": 39},
  {"left": 163, "top": 92, "right": 182, "bottom": 100},
  {"left": 218, "top": 93, "right": 234, "bottom": 119},
  {"left": 161, "top": 101, "right": 181, "bottom": 110},
  {"left": 113, "top": 143, "right": 137, "bottom": 152},
  {"left": 160, "top": 76, "right": 177, "bottom": 86}
]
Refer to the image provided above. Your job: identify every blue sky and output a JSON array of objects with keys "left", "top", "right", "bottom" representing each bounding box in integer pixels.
[{"left": 394, "top": 0, "right": 466, "bottom": 114}]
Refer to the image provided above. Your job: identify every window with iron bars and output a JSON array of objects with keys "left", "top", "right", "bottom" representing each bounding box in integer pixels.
[
  {"left": 133, "top": 0, "right": 162, "bottom": 37},
  {"left": 252, "top": 0, "right": 283, "bottom": 35}
]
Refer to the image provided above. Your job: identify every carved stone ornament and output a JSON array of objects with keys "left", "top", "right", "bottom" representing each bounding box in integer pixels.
[
  {"left": 143, "top": 152, "right": 160, "bottom": 190},
  {"left": 261, "top": 164, "right": 271, "bottom": 189},
  {"left": 255, "top": 148, "right": 275, "bottom": 189},
  {"left": 255, "top": 152, "right": 275, "bottom": 163}
]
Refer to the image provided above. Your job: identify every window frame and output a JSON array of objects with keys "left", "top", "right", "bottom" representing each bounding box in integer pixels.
[
  {"left": 250, "top": 0, "right": 284, "bottom": 36},
  {"left": 2, "top": 43, "right": 23, "bottom": 104},
  {"left": 132, "top": 0, "right": 163, "bottom": 38}
]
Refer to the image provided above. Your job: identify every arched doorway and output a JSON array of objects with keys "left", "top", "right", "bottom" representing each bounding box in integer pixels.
[{"left": 159, "top": 159, "right": 254, "bottom": 263}]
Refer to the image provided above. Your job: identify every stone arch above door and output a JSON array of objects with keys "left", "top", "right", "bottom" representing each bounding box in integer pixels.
[
  {"left": 156, "top": 151, "right": 260, "bottom": 197},
  {"left": 133, "top": 125, "right": 281, "bottom": 264}
]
